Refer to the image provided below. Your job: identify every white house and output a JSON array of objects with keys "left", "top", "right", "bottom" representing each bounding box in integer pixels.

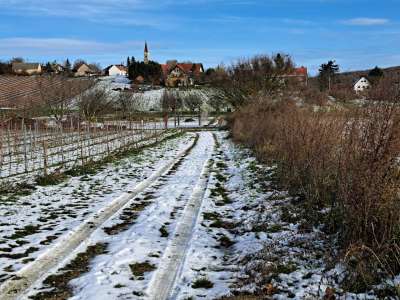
[
  {"left": 106, "top": 65, "right": 128, "bottom": 77},
  {"left": 354, "top": 77, "right": 371, "bottom": 93}
]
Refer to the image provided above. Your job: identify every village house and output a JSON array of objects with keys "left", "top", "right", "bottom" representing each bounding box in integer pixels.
[
  {"left": 104, "top": 65, "right": 128, "bottom": 76},
  {"left": 12, "top": 62, "right": 42, "bottom": 75},
  {"left": 75, "top": 63, "right": 95, "bottom": 77},
  {"left": 279, "top": 66, "right": 308, "bottom": 86},
  {"left": 161, "top": 61, "right": 204, "bottom": 87},
  {"left": 354, "top": 76, "right": 371, "bottom": 93},
  {"left": 51, "top": 63, "right": 65, "bottom": 74}
]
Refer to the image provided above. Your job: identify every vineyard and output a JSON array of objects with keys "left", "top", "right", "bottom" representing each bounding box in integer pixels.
[
  {"left": 0, "top": 120, "right": 167, "bottom": 183},
  {"left": 0, "top": 75, "right": 91, "bottom": 109}
]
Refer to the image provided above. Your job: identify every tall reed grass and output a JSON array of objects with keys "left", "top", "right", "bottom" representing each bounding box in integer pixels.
[{"left": 230, "top": 99, "right": 400, "bottom": 292}]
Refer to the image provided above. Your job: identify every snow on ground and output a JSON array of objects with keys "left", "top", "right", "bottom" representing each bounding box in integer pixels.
[
  {"left": 2, "top": 129, "right": 378, "bottom": 300},
  {"left": 14, "top": 131, "right": 279, "bottom": 300},
  {"left": 54, "top": 132, "right": 215, "bottom": 300},
  {"left": 0, "top": 132, "right": 193, "bottom": 286},
  {"left": 97, "top": 76, "right": 214, "bottom": 113}
]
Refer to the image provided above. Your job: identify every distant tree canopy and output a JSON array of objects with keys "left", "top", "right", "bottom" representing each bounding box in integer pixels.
[
  {"left": 0, "top": 61, "right": 12, "bottom": 75},
  {"left": 88, "top": 63, "right": 101, "bottom": 73},
  {"left": 210, "top": 53, "right": 295, "bottom": 107},
  {"left": 369, "top": 66, "right": 384, "bottom": 78},
  {"left": 10, "top": 57, "right": 24, "bottom": 63},
  {"left": 205, "top": 68, "right": 215, "bottom": 76},
  {"left": 127, "top": 58, "right": 162, "bottom": 84},
  {"left": 318, "top": 60, "right": 339, "bottom": 91}
]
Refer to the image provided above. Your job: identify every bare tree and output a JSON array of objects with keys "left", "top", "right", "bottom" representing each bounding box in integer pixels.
[
  {"left": 162, "top": 89, "right": 181, "bottom": 128},
  {"left": 184, "top": 93, "right": 203, "bottom": 126},
  {"left": 36, "top": 75, "right": 94, "bottom": 126},
  {"left": 77, "top": 86, "right": 114, "bottom": 123},
  {"left": 116, "top": 92, "right": 144, "bottom": 119}
]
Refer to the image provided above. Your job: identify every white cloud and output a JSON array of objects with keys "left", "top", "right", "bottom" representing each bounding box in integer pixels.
[
  {"left": 0, "top": 37, "right": 145, "bottom": 57},
  {"left": 342, "top": 18, "right": 389, "bottom": 26}
]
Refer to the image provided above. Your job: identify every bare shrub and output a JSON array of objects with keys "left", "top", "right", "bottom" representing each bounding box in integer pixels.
[
  {"left": 231, "top": 98, "right": 400, "bottom": 293},
  {"left": 368, "top": 75, "right": 400, "bottom": 102},
  {"left": 299, "top": 87, "right": 329, "bottom": 105},
  {"left": 329, "top": 86, "right": 357, "bottom": 102}
]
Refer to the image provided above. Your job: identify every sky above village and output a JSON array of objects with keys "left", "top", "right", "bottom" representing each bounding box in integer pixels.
[{"left": 0, "top": 0, "right": 399, "bottom": 74}]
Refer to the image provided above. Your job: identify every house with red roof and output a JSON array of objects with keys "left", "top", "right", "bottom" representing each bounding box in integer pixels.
[
  {"left": 161, "top": 61, "right": 204, "bottom": 87},
  {"left": 279, "top": 66, "right": 308, "bottom": 86}
]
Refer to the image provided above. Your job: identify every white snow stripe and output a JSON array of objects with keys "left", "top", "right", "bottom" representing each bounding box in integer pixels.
[{"left": 146, "top": 133, "right": 214, "bottom": 300}]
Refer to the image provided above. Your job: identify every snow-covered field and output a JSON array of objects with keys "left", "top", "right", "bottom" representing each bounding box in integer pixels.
[{"left": 0, "top": 129, "right": 381, "bottom": 300}]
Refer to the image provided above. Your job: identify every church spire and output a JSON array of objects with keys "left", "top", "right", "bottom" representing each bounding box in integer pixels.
[{"left": 144, "top": 41, "right": 149, "bottom": 64}]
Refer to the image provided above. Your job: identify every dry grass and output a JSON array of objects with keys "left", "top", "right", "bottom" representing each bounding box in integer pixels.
[{"left": 230, "top": 98, "right": 400, "bottom": 293}]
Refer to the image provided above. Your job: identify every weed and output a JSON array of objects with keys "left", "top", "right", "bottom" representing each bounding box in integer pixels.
[
  {"left": 191, "top": 277, "right": 214, "bottom": 289},
  {"left": 129, "top": 262, "right": 156, "bottom": 277},
  {"left": 219, "top": 235, "right": 235, "bottom": 248},
  {"left": 35, "top": 173, "right": 67, "bottom": 186},
  {"left": 8, "top": 225, "right": 40, "bottom": 239},
  {"left": 159, "top": 225, "right": 169, "bottom": 237}
]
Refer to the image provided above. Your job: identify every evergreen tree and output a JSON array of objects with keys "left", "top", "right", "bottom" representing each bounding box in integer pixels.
[
  {"left": 45, "top": 62, "right": 53, "bottom": 73},
  {"left": 128, "top": 58, "right": 162, "bottom": 84},
  {"left": 64, "top": 59, "right": 71, "bottom": 72},
  {"left": 127, "top": 57, "right": 131, "bottom": 68},
  {"left": 318, "top": 60, "right": 339, "bottom": 91},
  {"left": 369, "top": 66, "right": 384, "bottom": 78}
]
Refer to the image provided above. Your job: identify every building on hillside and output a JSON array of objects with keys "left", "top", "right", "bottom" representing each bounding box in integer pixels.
[
  {"left": 104, "top": 65, "right": 128, "bottom": 76},
  {"left": 144, "top": 42, "right": 150, "bottom": 64},
  {"left": 279, "top": 66, "right": 308, "bottom": 86},
  {"left": 354, "top": 76, "right": 371, "bottom": 93},
  {"left": 161, "top": 61, "right": 204, "bottom": 87},
  {"left": 52, "top": 64, "right": 65, "bottom": 74},
  {"left": 12, "top": 63, "right": 42, "bottom": 75},
  {"left": 75, "top": 64, "right": 95, "bottom": 77}
]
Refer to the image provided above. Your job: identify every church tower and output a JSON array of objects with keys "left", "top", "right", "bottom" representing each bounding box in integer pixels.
[{"left": 144, "top": 41, "right": 149, "bottom": 64}]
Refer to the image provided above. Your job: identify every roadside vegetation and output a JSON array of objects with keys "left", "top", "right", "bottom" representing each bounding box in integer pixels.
[{"left": 213, "top": 53, "right": 400, "bottom": 296}]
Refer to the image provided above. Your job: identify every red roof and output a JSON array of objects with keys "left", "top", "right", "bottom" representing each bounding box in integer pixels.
[
  {"left": 161, "top": 63, "right": 204, "bottom": 78},
  {"left": 161, "top": 64, "right": 169, "bottom": 77},
  {"left": 293, "top": 66, "right": 308, "bottom": 76}
]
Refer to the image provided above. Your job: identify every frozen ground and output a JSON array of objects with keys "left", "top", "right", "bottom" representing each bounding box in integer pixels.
[
  {"left": 0, "top": 133, "right": 193, "bottom": 293},
  {"left": 0, "top": 130, "right": 385, "bottom": 300}
]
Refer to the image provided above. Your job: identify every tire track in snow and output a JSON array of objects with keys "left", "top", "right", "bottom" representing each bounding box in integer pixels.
[
  {"left": 146, "top": 133, "right": 214, "bottom": 300},
  {"left": 0, "top": 134, "right": 199, "bottom": 300}
]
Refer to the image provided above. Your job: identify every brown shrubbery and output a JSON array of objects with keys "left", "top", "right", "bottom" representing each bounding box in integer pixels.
[
  {"left": 329, "top": 85, "right": 357, "bottom": 102},
  {"left": 230, "top": 99, "right": 400, "bottom": 292}
]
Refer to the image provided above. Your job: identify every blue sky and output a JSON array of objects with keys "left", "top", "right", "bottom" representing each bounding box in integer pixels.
[{"left": 0, "top": 0, "right": 399, "bottom": 74}]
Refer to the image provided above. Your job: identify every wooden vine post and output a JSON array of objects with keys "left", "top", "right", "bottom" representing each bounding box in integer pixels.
[{"left": 43, "top": 140, "right": 48, "bottom": 176}]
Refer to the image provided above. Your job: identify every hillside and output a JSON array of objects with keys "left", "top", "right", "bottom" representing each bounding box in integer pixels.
[
  {"left": 309, "top": 65, "right": 400, "bottom": 89},
  {"left": 0, "top": 75, "right": 92, "bottom": 110}
]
